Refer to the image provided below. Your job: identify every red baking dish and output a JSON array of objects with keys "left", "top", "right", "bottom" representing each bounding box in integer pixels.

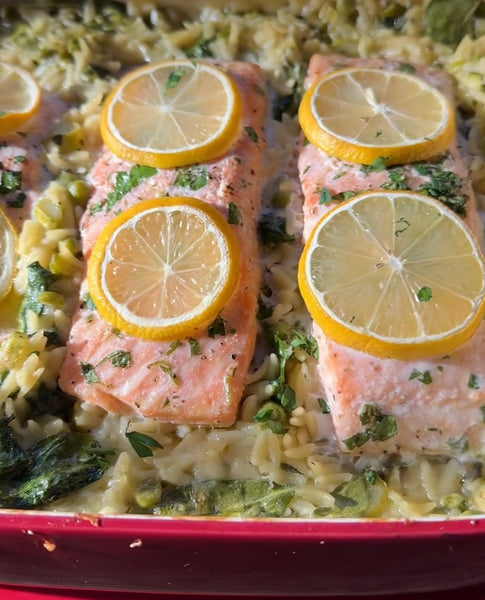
[{"left": 1, "top": 511, "right": 485, "bottom": 596}]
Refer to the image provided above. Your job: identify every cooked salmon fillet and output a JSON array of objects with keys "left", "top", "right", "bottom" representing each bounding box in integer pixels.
[
  {"left": 0, "top": 92, "right": 67, "bottom": 230},
  {"left": 59, "top": 61, "right": 267, "bottom": 426},
  {"left": 299, "top": 54, "right": 485, "bottom": 455}
]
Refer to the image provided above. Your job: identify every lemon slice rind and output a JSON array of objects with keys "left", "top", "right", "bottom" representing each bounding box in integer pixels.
[
  {"left": 100, "top": 60, "right": 243, "bottom": 169},
  {"left": 298, "top": 191, "right": 485, "bottom": 360},
  {"left": 88, "top": 196, "right": 240, "bottom": 340},
  {"left": 299, "top": 67, "right": 455, "bottom": 167}
]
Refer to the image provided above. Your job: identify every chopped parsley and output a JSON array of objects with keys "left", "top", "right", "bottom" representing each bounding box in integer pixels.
[
  {"left": 318, "top": 397, "right": 331, "bottom": 414},
  {"left": 253, "top": 401, "right": 288, "bottom": 434},
  {"left": 468, "top": 374, "right": 481, "bottom": 390},
  {"left": 415, "top": 160, "right": 468, "bottom": 216},
  {"left": 165, "top": 67, "right": 186, "bottom": 92},
  {"left": 0, "top": 169, "right": 22, "bottom": 194},
  {"left": 185, "top": 38, "right": 214, "bottom": 59},
  {"left": 80, "top": 350, "right": 132, "bottom": 384},
  {"left": 343, "top": 403, "right": 398, "bottom": 450},
  {"left": 208, "top": 315, "right": 234, "bottom": 337},
  {"left": 382, "top": 167, "right": 408, "bottom": 190},
  {"left": 148, "top": 360, "right": 180, "bottom": 385},
  {"left": 104, "top": 165, "right": 157, "bottom": 213},
  {"left": 361, "top": 156, "right": 389, "bottom": 174},
  {"left": 188, "top": 338, "right": 202, "bottom": 356},
  {"left": 319, "top": 187, "right": 333, "bottom": 204},
  {"left": 254, "top": 328, "right": 319, "bottom": 433},
  {"left": 417, "top": 286, "right": 433, "bottom": 302},
  {"left": 167, "top": 340, "right": 182, "bottom": 355},
  {"left": 244, "top": 126, "right": 259, "bottom": 143},
  {"left": 80, "top": 292, "right": 97, "bottom": 311},
  {"left": 174, "top": 166, "right": 209, "bottom": 190},
  {"left": 125, "top": 429, "right": 163, "bottom": 458},
  {"left": 227, "top": 201, "right": 243, "bottom": 225},
  {"left": 409, "top": 369, "right": 433, "bottom": 384},
  {"left": 18, "top": 262, "right": 57, "bottom": 333}
]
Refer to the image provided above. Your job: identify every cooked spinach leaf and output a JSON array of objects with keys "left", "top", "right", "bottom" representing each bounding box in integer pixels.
[
  {"left": 0, "top": 422, "right": 113, "bottom": 509},
  {"left": 154, "top": 479, "right": 295, "bottom": 517},
  {"left": 425, "top": 0, "right": 482, "bottom": 46}
]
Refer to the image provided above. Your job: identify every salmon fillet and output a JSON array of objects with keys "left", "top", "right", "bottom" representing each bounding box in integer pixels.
[
  {"left": 0, "top": 92, "right": 67, "bottom": 230},
  {"left": 299, "top": 54, "right": 485, "bottom": 455},
  {"left": 59, "top": 61, "right": 267, "bottom": 427}
]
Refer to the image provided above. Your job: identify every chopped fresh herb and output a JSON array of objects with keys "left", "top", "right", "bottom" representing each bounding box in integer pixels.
[
  {"left": 417, "top": 286, "right": 433, "bottom": 302},
  {"left": 244, "top": 126, "right": 259, "bottom": 143},
  {"left": 361, "top": 156, "right": 389, "bottom": 174},
  {"left": 100, "top": 350, "right": 132, "bottom": 369},
  {"left": 185, "top": 38, "right": 214, "bottom": 58},
  {"left": 375, "top": 130, "right": 383, "bottom": 138},
  {"left": 258, "top": 211, "right": 294, "bottom": 246},
  {"left": 81, "top": 292, "right": 97, "bottom": 311},
  {"left": 343, "top": 403, "right": 398, "bottom": 449},
  {"left": 227, "top": 201, "right": 243, "bottom": 225},
  {"left": 167, "top": 340, "right": 182, "bottom": 355},
  {"left": 480, "top": 406, "right": 485, "bottom": 422},
  {"left": 318, "top": 397, "right": 331, "bottom": 414},
  {"left": 382, "top": 167, "right": 408, "bottom": 190},
  {"left": 254, "top": 401, "right": 288, "bottom": 434},
  {"left": 208, "top": 315, "right": 227, "bottom": 338},
  {"left": 332, "top": 190, "right": 357, "bottom": 202},
  {"left": 188, "top": 338, "right": 202, "bottom": 356},
  {"left": 319, "top": 187, "right": 333, "bottom": 204},
  {"left": 18, "top": 262, "right": 57, "bottom": 333},
  {"left": 89, "top": 201, "right": 104, "bottom": 215},
  {"left": 106, "top": 164, "right": 157, "bottom": 212},
  {"left": 80, "top": 362, "right": 100, "bottom": 384},
  {"left": 148, "top": 360, "right": 180, "bottom": 385},
  {"left": 468, "top": 374, "right": 481, "bottom": 390},
  {"left": 125, "top": 430, "right": 163, "bottom": 458},
  {"left": 0, "top": 169, "right": 22, "bottom": 194},
  {"left": 154, "top": 479, "right": 295, "bottom": 517},
  {"left": 254, "top": 328, "right": 319, "bottom": 433},
  {"left": 7, "top": 192, "right": 26, "bottom": 208},
  {"left": 165, "top": 66, "right": 186, "bottom": 92},
  {"left": 174, "top": 166, "right": 209, "bottom": 190},
  {"left": 13, "top": 155, "right": 26, "bottom": 164},
  {"left": 415, "top": 161, "right": 467, "bottom": 216},
  {"left": 81, "top": 350, "right": 131, "bottom": 384},
  {"left": 409, "top": 369, "right": 433, "bottom": 384}
]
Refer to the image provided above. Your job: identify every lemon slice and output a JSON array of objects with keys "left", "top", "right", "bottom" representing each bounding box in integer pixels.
[
  {"left": 298, "top": 191, "right": 485, "bottom": 360},
  {"left": 100, "top": 60, "right": 243, "bottom": 169},
  {"left": 298, "top": 67, "right": 455, "bottom": 166},
  {"left": 87, "top": 197, "right": 240, "bottom": 340},
  {"left": 0, "top": 62, "right": 41, "bottom": 136},
  {"left": 0, "top": 206, "right": 17, "bottom": 302}
]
